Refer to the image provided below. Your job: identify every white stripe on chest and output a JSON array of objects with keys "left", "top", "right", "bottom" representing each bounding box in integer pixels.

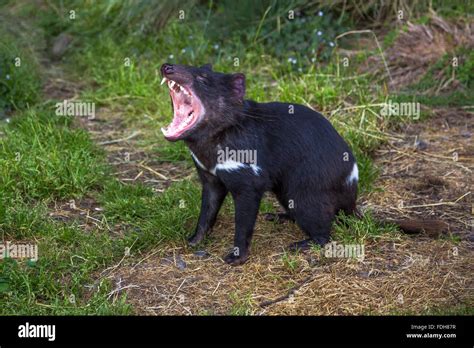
[
  {"left": 190, "top": 151, "right": 261, "bottom": 176},
  {"left": 190, "top": 151, "right": 208, "bottom": 172}
]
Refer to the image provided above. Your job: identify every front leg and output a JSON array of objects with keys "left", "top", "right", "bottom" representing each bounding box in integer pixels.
[
  {"left": 224, "top": 189, "right": 263, "bottom": 266},
  {"left": 188, "top": 173, "right": 228, "bottom": 246}
]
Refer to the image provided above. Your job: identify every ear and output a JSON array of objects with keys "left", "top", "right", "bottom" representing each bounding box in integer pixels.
[
  {"left": 200, "top": 63, "right": 213, "bottom": 71},
  {"left": 231, "top": 73, "right": 246, "bottom": 100}
]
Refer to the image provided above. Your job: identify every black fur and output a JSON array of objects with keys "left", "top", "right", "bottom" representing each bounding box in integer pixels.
[{"left": 161, "top": 63, "right": 357, "bottom": 265}]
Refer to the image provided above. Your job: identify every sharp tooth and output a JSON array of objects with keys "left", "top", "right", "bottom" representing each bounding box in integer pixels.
[
  {"left": 169, "top": 81, "right": 176, "bottom": 88},
  {"left": 161, "top": 127, "right": 167, "bottom": 135},
  {"left": 161, "top": 78, "right": 167, "bottom": 85}
]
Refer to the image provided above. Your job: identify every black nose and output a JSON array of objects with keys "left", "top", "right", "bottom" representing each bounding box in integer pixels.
[{"left": 161, "top": 63, "right": 174, "bottom": 75}]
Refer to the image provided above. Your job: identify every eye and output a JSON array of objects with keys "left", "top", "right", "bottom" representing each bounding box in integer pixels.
[{"left": 196, "top": 74, "right": 208, "bottom": 83}]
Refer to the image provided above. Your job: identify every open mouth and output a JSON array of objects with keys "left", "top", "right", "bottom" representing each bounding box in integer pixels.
[{"left": 161, "top": 77, "right": 203, "bottom": 140}]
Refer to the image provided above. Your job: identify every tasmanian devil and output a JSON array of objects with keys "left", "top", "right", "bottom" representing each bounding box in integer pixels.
[{"left": 160, "top": 63, "right": 358, "bottom": 265}]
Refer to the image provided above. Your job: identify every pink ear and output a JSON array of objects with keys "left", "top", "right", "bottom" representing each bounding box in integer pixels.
[{"left": 232, "top": 73, "right": 246, "bottom": 99}]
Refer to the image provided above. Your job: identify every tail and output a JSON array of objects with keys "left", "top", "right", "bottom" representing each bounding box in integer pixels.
[
  {"left": 353, "top": 208, "right": 449, "bottom": 237},
  {"left": 388, "top": 219, "right": 449, "bottom": 237}
]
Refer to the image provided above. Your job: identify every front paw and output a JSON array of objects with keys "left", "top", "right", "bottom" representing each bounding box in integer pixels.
[
  {"left": 224, "top": 251, "right": 249, "bottom": 266},
  {"left": 187, "top": 232, "right": 204, "bottom": 246}
]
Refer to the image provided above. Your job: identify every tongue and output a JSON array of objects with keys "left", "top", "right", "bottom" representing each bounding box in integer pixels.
[{"left": 166, "top": 111, "right": 191, "bottom": 133}]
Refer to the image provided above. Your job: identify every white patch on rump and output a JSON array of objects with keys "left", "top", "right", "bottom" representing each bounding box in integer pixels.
[{"left": 346, "top": 163, "right": 359, "bottom": 185}]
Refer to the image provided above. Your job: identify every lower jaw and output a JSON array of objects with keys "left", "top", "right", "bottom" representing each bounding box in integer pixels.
[
  {"left": 163, "top": 121, "right": 197, "bottom": 141},
  {"left": 163, "top": 133, "right": 183, "bottom": 142}
]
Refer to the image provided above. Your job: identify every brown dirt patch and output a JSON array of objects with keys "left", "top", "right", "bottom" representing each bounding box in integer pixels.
[
  {"left": 102, "top": 222, "right": 472, "bottom": 315},
  {"left": 47, "top": 196, "right": 105, "bottom": 233},
  {"left": 368, "top": 13, "right": 474, "bottom": 90},
  {"left": 365, "top": 107, "right": 473, "bottom": 240}
]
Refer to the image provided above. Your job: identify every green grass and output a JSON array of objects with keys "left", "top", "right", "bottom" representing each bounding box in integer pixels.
[
  {"left": 394, "top": 91, "right": 474, "bottom": 108},
  {"left": 0, "top": 24, "right": 41, "bottom": 115},
  {"left": 229, "top": 291, "right": 255, "bottom": 315},
  {"left": 382, "top": 28, "right": 400, "bottom": 49},
  {"left": 0, "top": 109, "right": 108, "bottom": 201},
  {"left": 0, "top": 179, "right": 203, "bottom": 314},
  {"left": 0, "top": 107, "right": 123, "bottom": 313},
  {"left": 332, "top": 212, "right": 401, "bottom": 244},
  {"left": 393, "top": 47, "right": 474, "bottom": 108},
  {"left": 457, "top": 49, "right": 474, "bottom": 88},
  {"left": 0, "top": 21, "right": 206, "bottom": 312},
  {"left": 0, "top": 108, "right": 203, "bottom": 314},
  {"left": 98, "top": 179, "right": 202, "bottom": 247},
  {"left": 281, "top": 251, "right": 301, "bottom": 273},
  {"left": 0, "top": 212, "right": 132, "bottom": 315},
  {"left": 431, "top": 0, "right": 474, "bottom": 18}
]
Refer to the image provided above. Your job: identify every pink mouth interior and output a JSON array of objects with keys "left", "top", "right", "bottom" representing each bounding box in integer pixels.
[{"left": 161, "top": 79, "right": 202, "bottom": 139}]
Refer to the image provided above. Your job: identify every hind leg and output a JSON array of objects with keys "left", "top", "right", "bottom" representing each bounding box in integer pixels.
[
  {"left": 288, "top": 195, "right": 335, "bottom": 251},
  {"left": 342, "top": 179, "right": 359, "bottom": 216},
  {"left": 263, "top": 190, "right": 295, "bottom": 224},
  {"left": 335, "top": 185, "right": 361, "bottom": 227},
  {"left": 288, "top": 219, "right": 332, "bottom": 251}
]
